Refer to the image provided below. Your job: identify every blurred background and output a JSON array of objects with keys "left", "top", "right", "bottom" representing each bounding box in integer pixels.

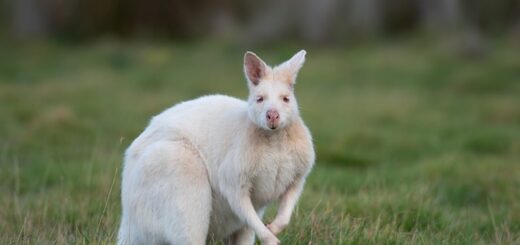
[
  {"left": 6, "top": 0, "right": 520, "bottom": 46},
  {"left": 1, "top": 0, "right": 519, "bottom": 244}
]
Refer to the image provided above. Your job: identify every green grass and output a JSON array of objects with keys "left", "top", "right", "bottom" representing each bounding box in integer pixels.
[{"left": 0, "top": 39, "right": 519, "bottom": 244}]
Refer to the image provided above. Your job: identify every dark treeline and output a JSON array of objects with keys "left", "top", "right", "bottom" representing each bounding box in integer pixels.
[{"left": 7, "top": 0, "right": 520, "bottom": 43}]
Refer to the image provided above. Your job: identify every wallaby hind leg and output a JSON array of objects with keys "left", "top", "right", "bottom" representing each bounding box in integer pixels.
[{"left": 122, "top": 140, "right": 211, "bottom": 245}]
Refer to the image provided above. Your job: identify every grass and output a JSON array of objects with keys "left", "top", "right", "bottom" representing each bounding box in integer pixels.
[{"left": 0, "top": 39, "right": 519, "bottom": 244}]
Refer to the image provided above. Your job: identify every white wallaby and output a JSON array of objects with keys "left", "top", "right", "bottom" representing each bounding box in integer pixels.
[{"left": 118, "top": 50, "right": 315, "bottom": 245}]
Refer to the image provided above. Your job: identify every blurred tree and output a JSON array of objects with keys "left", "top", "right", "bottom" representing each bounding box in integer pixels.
[
  {"left": 242, "top": 0, "right": 292, "bottom": 44},
  {"left": 12, "top": 0, "right": 49, "bottom": 38},
  {"left": 419, "top": 0, "right": 461, "bottom": 32},
  {"left": 300, "top": 0, "right": 338, "bottom": 43},
  {"left": 348, "top": 0, "right": 382, "bottom": 37}
]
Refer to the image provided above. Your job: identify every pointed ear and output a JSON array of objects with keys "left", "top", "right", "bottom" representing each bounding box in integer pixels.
[
  {"left": 244, "top": 51, "right": 268, "bottom": 86},
  {"left": 277, "top": 50, "right": 306, "bottom": 85}
]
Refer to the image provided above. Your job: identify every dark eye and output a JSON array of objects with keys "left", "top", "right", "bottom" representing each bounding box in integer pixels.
[
  {"left": 283, "top": 96, "right": 290, "bottom": 103},
  {"left": 256, "top": 96, "right": 264, "bottom": 103}
]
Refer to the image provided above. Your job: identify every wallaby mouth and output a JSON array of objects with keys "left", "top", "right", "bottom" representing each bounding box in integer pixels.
[{"left": 267, "top": 122, "right": 279, "bottom": 130}]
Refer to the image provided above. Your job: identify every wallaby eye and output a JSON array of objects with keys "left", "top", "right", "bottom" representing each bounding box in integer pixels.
[
  {"left": 256, "top": 96, "right": 264, "bottom": 103},
  {"left": 283, "top": 96, "right": 290, "bottom": 103}
]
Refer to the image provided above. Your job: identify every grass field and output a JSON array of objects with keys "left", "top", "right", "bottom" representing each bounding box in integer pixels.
[{"left": 0, "top": 39, "right": 519, "bottom": 244}]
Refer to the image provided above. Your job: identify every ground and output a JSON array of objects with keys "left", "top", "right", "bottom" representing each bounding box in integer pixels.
[{"left": 0, "top": 39, "right": 519, "bottom": 244}]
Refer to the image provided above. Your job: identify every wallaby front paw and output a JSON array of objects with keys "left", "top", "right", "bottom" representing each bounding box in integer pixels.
[
  {"left": 267, "top": 220, "right": 288, "bottom": 235},
  {"left": 262, "top": 233, "right": 280, "bottom": 245},
  {"left": 266, "top": 223, "right": 281, "bottom": 235}
]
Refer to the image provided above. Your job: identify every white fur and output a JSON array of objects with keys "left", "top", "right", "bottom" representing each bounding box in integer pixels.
[{"left": 118, "top": 50, "right": 315, "bottom": 245}]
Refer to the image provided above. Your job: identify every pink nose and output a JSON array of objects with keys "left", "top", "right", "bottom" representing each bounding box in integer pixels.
[{"left": 266, "top": 110, "right": 280, "bottom": 123}]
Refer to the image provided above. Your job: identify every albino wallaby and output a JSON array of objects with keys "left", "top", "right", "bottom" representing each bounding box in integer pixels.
[{"left": 118, "top": 50, "right": 315, "bottom": 245}]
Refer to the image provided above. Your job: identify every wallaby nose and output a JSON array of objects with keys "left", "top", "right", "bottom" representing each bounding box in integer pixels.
[{"left": 266, "top": 110, "right": 280, "bottom": 123}]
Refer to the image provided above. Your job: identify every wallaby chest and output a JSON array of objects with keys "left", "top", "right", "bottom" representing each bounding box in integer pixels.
[{"left": 249, "top": 146, "right": 308, "bottom": 205}]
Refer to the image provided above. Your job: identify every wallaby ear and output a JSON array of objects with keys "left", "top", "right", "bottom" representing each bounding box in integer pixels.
[
  {"left": 277, "top": 50, "right": 306, "bottom": 85},
  {"left": 244, "top": 51, "right": 268, "bottom": 86},
  {"left": 287, "top": 50, "right": 306, "bottom": 72}
]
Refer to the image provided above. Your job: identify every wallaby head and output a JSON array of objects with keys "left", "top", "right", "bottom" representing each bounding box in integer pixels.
[{"left": 244, "top": 50, "right": 306, "bottom": 131}]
